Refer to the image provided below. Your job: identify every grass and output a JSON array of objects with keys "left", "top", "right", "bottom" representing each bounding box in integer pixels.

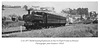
[
  {"left": 2, "top": 21, "right": 25, "bottom": 33},
  {"left": 2, "top": 21, "right": 25, "bottom": 28},
  {"left": 3, "top": 24, "right": 98, "bottom": 38}
]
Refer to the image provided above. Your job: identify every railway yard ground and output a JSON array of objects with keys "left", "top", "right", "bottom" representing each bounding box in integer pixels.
[{"left": 2, "top": 22, "right": 98, "bottom": 37}]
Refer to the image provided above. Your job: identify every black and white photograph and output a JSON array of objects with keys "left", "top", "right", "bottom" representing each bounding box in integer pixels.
[{"left": 2, "top": 1, "right": 98, "bottom": 38}]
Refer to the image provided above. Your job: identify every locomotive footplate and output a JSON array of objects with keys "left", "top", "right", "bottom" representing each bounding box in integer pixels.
[{"left": 23, "top": 22, "right": 43, "bottom": 30}]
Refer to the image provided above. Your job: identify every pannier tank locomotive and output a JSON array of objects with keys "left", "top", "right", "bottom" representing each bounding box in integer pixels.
[{"left": 23, "top": 10, "right": 66, "bottom": 30}]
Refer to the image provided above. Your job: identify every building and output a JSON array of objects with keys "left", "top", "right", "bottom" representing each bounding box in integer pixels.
[{"left": 66, "top": 14, "right": 81, "bottom": 24}]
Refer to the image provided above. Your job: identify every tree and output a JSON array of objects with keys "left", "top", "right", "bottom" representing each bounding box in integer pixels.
[
  {"left": 89, "top": 11, "right": 98, "bottom": 20},
  {"left": 77, "top": 8, "right": 88, "bottom": 15},
  {"left": 61, "top": 8, "right": 77, "bottom": 15},
  {"left": 77, "top": 8, "right": 88, "bottom": 20},
  {"left": 70, "top": 9, "right": 77, "bottom": 15},
  {"left": 2, "top": 5, "right": 5, "bottom": 10},
  {"left": 61, "top": 8, "right": 72, "bottom": 14},
  {"left": 90, "top": 11, "right": 97, "bottom": 17}
]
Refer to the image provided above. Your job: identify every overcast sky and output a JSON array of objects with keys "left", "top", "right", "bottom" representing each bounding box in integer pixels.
[{"left": 2, "top": 2, "right": 98, "bottom": 13}]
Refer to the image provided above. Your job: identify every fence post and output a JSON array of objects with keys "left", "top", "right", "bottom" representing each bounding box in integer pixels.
[{"left": 20, "top": 26, "right": 22, "bottom": 33}]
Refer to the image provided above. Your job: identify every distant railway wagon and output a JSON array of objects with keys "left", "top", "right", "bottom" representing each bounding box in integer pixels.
[{"left": 23, "top": 10, "right": 66, "bottom": 30}]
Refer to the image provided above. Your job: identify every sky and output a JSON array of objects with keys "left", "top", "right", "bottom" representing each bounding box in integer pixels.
[{"left": 2, "top": 2, "right": 98, "bottom": 13}]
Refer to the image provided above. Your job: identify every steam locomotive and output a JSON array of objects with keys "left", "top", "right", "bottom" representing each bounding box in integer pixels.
[{"left": 23, "top": 10, "right": 66, "bottom": 30}]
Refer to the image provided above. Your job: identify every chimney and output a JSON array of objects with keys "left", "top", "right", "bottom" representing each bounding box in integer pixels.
[{"left": 27, "top": 10, "right": 30, "bottom": 15}]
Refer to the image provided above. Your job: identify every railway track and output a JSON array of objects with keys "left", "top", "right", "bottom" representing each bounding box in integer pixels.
[
  {"left": 2, "top": 25, "right": 65, "bottom": 34},
  {"left": 2, "top": 27, "right": 47, "bottom": 34},
  {"left": 2, "top": 29, "right": 31, "bottom": 34}
]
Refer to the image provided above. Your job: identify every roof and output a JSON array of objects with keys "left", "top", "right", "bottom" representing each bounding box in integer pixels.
[
  {"left": 31, "top": 10, "right": 66, "bottom": 17},
  {"left": 45, "top": 12, "right": 66, "bottom": 17}
]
